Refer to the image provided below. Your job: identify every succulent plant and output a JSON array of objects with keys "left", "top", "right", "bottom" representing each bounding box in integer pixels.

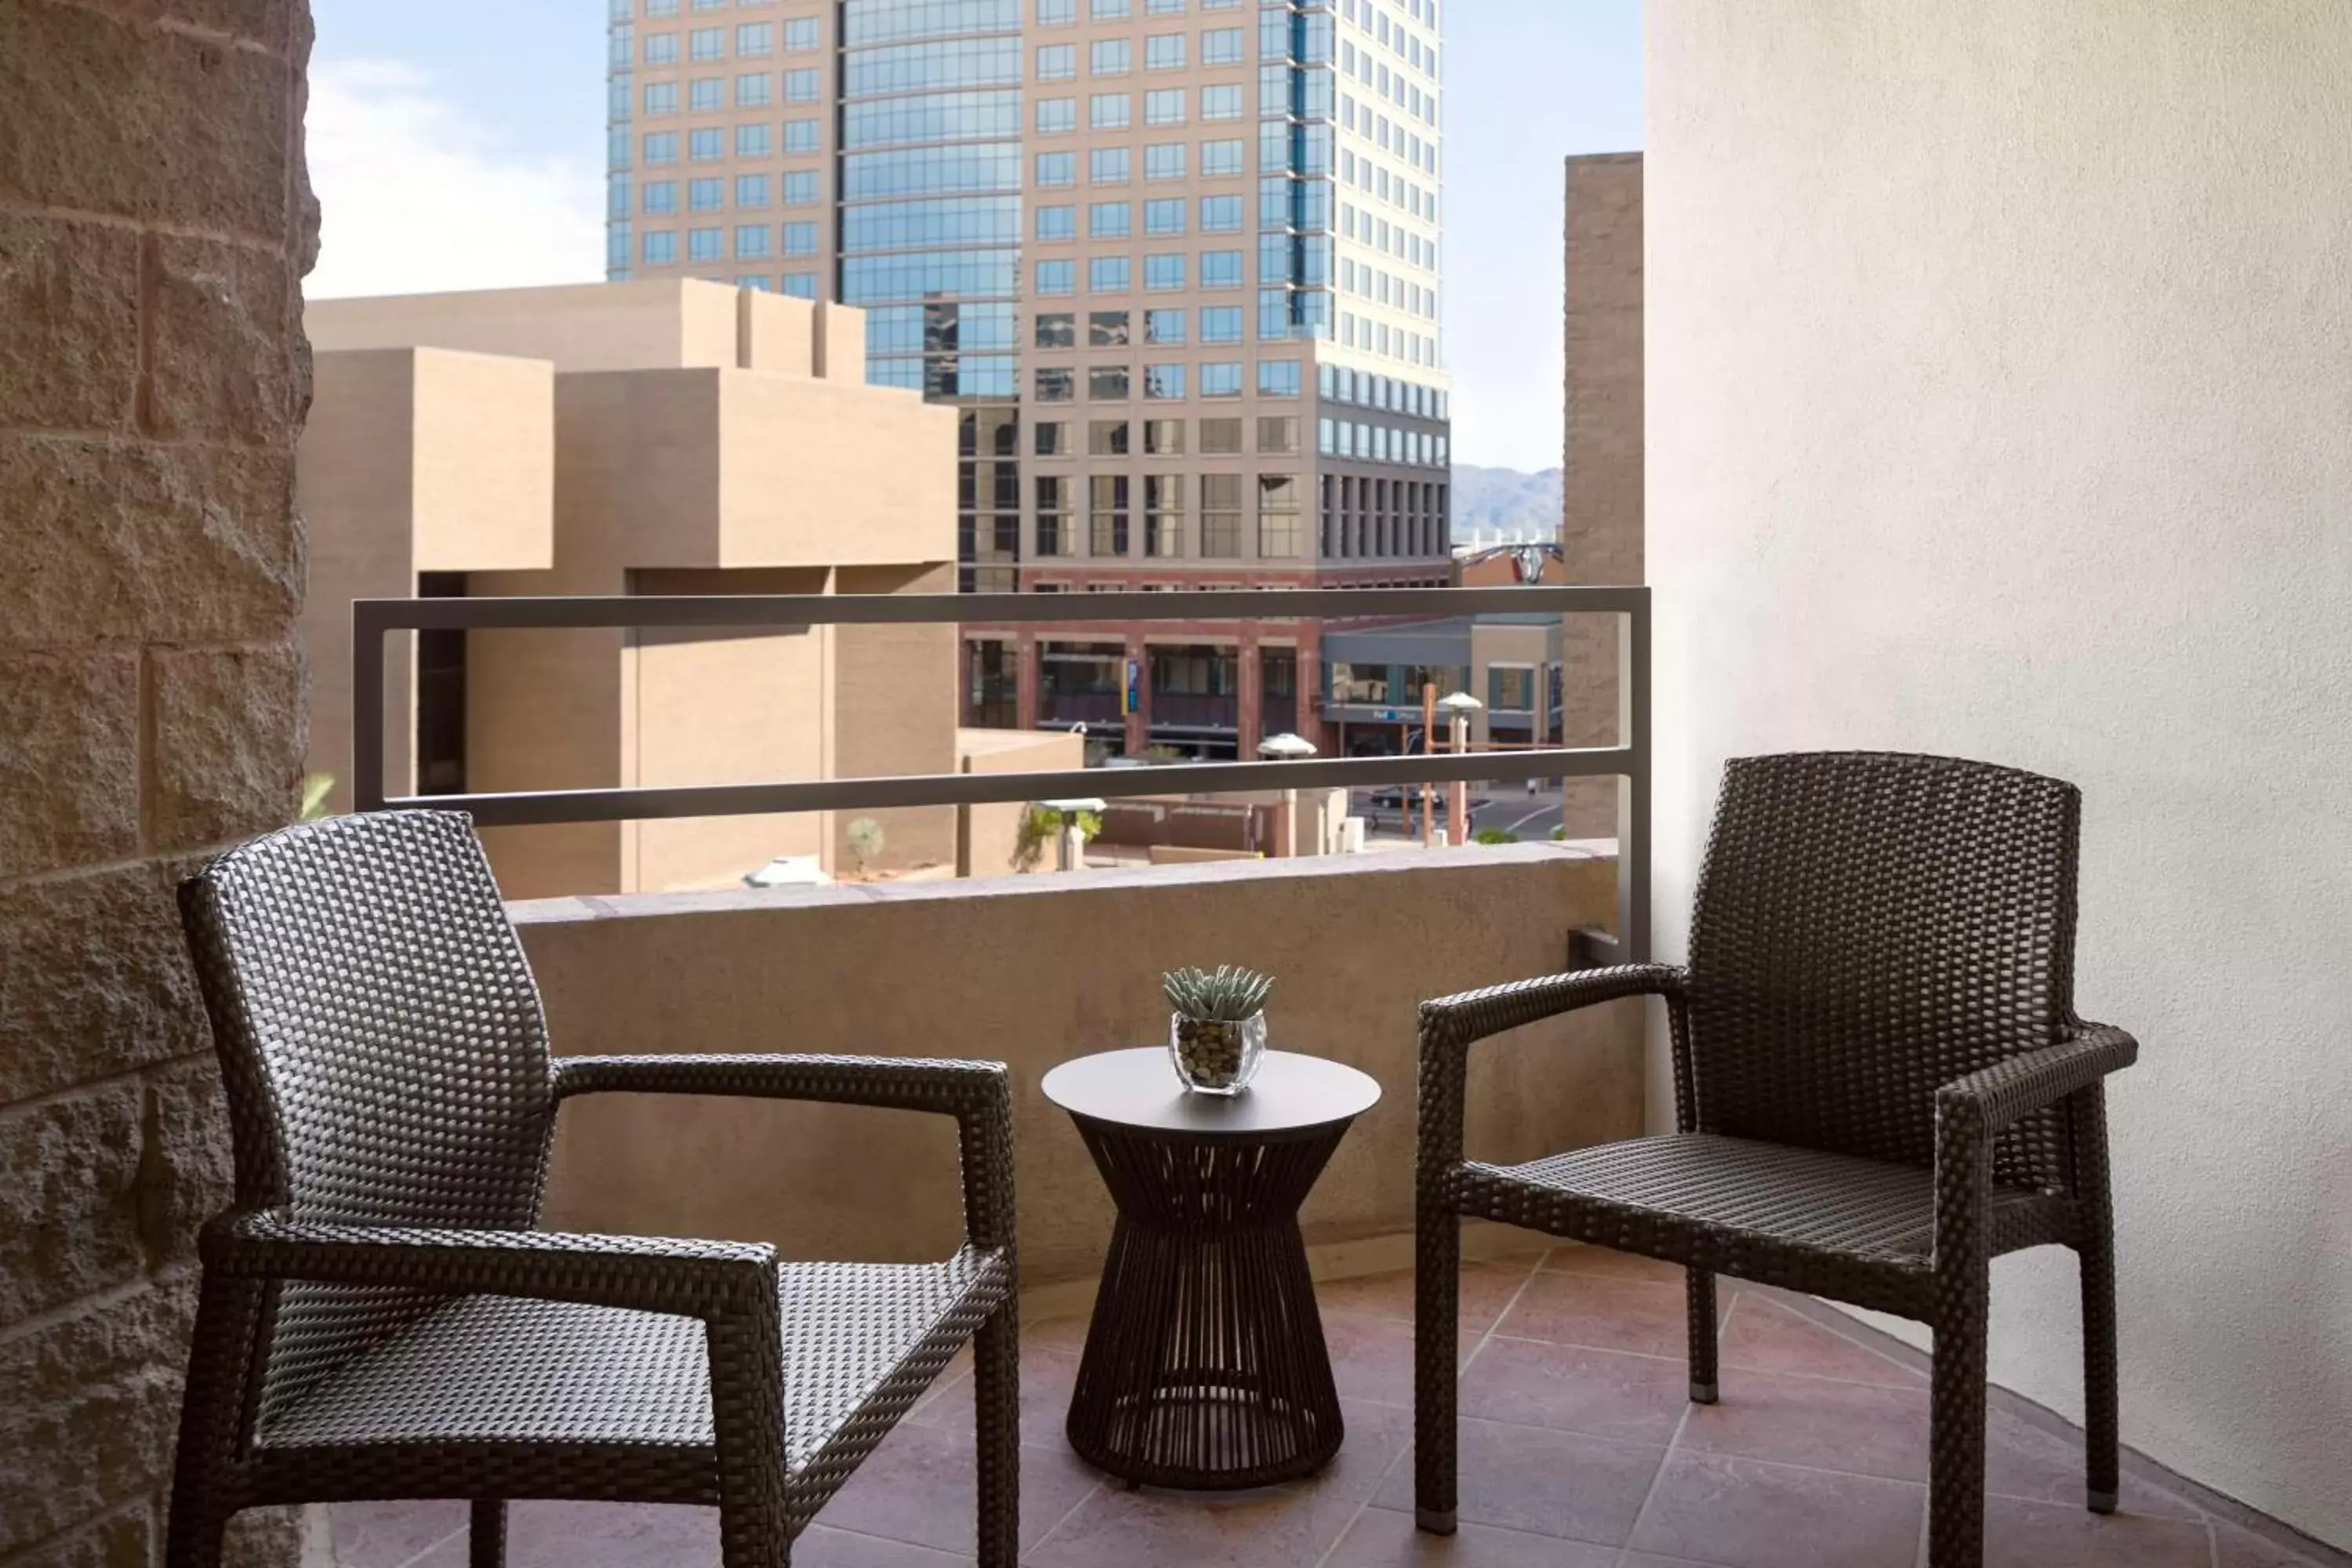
[{"left": 1162, "top": 964, "right": 1275, "bottom": 1022}]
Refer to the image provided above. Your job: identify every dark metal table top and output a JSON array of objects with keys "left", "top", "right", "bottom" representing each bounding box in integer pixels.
[{"left": 1042, "top": 1048, "right": 1381, "bottom": 1139}]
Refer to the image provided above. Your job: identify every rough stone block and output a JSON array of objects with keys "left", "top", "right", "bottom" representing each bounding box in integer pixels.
[
  {"left": 0, "top": 861, "right": 209, "bottom": 1105},
  {"left": 140, "top": 1054, "right": 236, "bottom": 1269},
  {"left": 5, "top": 1501, "right": 151, "bottom": 1568},
  {"left": 0, "top": 213, "right": 139, "bottom": 432},
  {"left": 0, "top": 649, "right": 142, "bottom": 880},
  {"left": 154, "top": 0, "right": 297, "bottom": 48},
  {"left": 0, "top": 1275, "right": 194, "bottom": 1557},
  {"left": 147, "top": 642, "right": 303, "bottom": 853},
  {"left": 0, "top": 1082, "right": 147, "bottom": 1328},
  {"left": 0, "top": 4, "right": 291, "bottom": 238},
  {"left": 0, "top": 437, "right": 301, "bottom": 650},
  {"left": 148, "top": 233, "right": 296, "bottom": 445}
]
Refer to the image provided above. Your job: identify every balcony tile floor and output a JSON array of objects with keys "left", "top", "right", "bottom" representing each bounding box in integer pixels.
[{"left": 328, "top": 1246, "right": 2341, "bottom": 1568}]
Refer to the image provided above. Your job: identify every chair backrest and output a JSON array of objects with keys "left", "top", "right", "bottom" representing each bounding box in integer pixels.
[
  {"left": 1682, "top": 752, "right": 2082, "bottom": 1188},
  {"left": 179, "top": 811, "right": 556, "bottom": 1415}
]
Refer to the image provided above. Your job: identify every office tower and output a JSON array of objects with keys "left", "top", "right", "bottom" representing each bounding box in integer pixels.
[{"left": 607, "top": 0, "right": 1451, "bottom": 758}]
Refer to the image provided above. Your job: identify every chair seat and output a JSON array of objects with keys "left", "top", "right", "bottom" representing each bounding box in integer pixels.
[
  {"left": 1458, "top": 1134, "right": 2063, "bottom": 1276},
  {"left": 258, "top": 1248, "right": 1007, "bottom": 1478}
]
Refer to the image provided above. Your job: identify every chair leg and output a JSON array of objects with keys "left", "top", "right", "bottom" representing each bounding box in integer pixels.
[
  {"left": 470, "top": 1501, "right": 506, "bottom": 1568},
  {"left": 162, "top": 1498, "right": 230, "bottom": 1568},
  {"left": 1686, "top": 1267, "right": 1719, "bottom": 1403},
  {"left": 973, "top": 1299, "right": 1021, "bottom": 1568},
  {"left": 1413, "top": 1208, "right": 1460, "bottom": 1534},
  {"left": 1927, "top": 1269, "right": 1991, "bottom": 1568},
  {"left": 2079, "top": 1229, "right": 2121, "bottom": 1513}
]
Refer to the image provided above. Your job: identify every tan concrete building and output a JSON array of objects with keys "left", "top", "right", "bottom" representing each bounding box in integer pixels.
[
  {"left": 299, "top": 279, "right": 962, "bottom": 899},
  {"left": 604, "top": 0, "right": 1454, "bottom": 761},
  {"left": 1559, "top": 151, "right": 1642, "bottom": 834}
]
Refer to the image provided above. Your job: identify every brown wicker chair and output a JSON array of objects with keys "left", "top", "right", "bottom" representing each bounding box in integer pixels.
[
  {"left": 1414, "top": 752, "right": 2135, "bottom": 1568},
  {"left": 165, "top": 810, "right": 1018, "bottom": 1568}
]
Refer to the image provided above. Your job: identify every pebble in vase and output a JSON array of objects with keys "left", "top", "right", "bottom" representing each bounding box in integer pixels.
[{"left": 1163, "top": 964, "right": 1274, "bottom": 1094}]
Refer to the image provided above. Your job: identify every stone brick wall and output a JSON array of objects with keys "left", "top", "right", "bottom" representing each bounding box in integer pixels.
[
  {"left": 1559, "top": 152, "right": 1644, "bottom": 837},
  {"left": 0, "top": 3, "right": 314, "bottom": 1563}
]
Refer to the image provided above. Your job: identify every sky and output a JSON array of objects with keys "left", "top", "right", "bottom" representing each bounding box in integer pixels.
[{"left": 307, "top": 0, "right": 1642, "bottom": 474}]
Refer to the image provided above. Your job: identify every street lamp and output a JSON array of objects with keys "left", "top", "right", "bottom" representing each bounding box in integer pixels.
[
  {"left": 1040, "top": 797, "right": 1107, "bottom": 872},
  {"left": 1436, "top": 691, "right": 1483, "bottom": 847},
  {"left": 1257, "top": 731, "right": 1318, "bottom": 858}
]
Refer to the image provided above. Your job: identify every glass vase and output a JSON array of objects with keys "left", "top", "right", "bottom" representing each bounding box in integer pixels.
[{"left": 1168, "top": 1011, "right": 1267, "bottom": 1095}]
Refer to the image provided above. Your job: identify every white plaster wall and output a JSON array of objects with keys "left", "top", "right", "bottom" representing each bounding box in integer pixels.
[{"left": 1646, "top": 0, "right": 2352, "bottom": 1545}]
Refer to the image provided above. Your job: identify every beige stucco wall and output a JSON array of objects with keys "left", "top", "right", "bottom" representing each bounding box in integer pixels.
[
  {"left": 956, "top": 728, "right": 1089, "bottom": 878},
  {"left": 309, "top": 277, "right": 745, "bottom": 374},
  {"left": 517, "top": 848, "right": 1642, "bottom": 1285},
  {"left": 1649, "top": 2, "right": 2352, "bottom": 1545}
]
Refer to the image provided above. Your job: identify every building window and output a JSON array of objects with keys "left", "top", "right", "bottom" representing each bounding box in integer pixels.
[
  {"left": 1036, "top": 258, "right": 1076, "bottom": 294},
  {"left": 1089, "top": 256, "right": 1131, "bottom": 292},
  {"left": 1091, "top": 38, "right": 1131, "bottom": 75},
  {"left": 1142, "top": 143, "right": 1186, "bottom": 183},
  {"left": 643, "top": 228, "right": 677, "bottom": 264},
  {"left": 643, "top": 81, "right": 678, "bottom": 115},
  {"left": 1144, "top": 307, "right": 1186, "bottom": 343},
  {"left": 781, "top": 271, "right": 818, "bottom": 298},
  {"left": 1258, "top": 358, "right": 1301, "bottom": 397},
  {"left": 1258, "top": 474, "right": 1301, "bottom": 558},
  {"left": 1090, "top": 310, "right": 1131, "bottom": 346},
  {"left": 1145, "top": 417, "right": 1185, "bottom": 454},
  {"left": 1200, "top": 194, "right": 1242, "bottom": 232},
  {"left": 1202, "top": 27, "right": 1243, "bottom": 64},
  {"left": 1145, "top": 33, "right": 1186, "bottom": 70},
  {"left": 1144, "top": 252, "right": 1185, "bottom": 290},
  {"left": 1144, "top": 198, "right": 1185, "bottom": 234},
  {"left": 1037, "top": 43, "right": 1076, "bottom": 79},
  {"left": 738, "top": 274, "right": 772, "bottom": 291},
  {"left": 643, "top": 180, "right": 678, "bottom": 213},
  {"left": 1201, "top": 82, "right": 1243, "bottom": 120},
  {"left": 689, "top": 25, "right": 724, "bottom": 59},
  {"left": 1143, "top": 363, "right": 1187, "bottom": 400},
  {"left": 1201, "top": 249, "right": 1243, "bottom": 288},
  {"left": 1036, "top": 151, "right": 1076, "bottom": 187},
  {"left": 1036, "top": 96, "right": 1076, "bottom": 133},
  {"left": 1091, "top": 0, "right": 1132, "bottom": 16},
  {"left": 1200, "top": 417, "right": 1243, "bottom": 454},
  {"left": 688, "top": 227, "right": 723, "bottom": 261},
  {"left": 782, "top": 170, "right": 818, "bottom": 205},
  {"left": 1036, "top": 367, "right": 1075, "bottom": 402},
  {"left": 1091, "top": 474, "right": 1131, "bottom": 557},
  {"left": 644, "top": 31, "right": 678, "bottom": 64},
  {"left": 1145, "top": 475, "right": 1185, "bottom": 557},
  {"left": 1035, "top": 312, "right": 1076, "bottom": 348},
  {"left": 1036, "top": 204, "right": 1076, "bottom": 240},
  {"left": 1200, "top": 361, "right": 1242, "bottom": 398},
  {"left": 782, "top": 222, "right": 818, "bottom": 254},
  {"left": 1090, "top": 93, "right": 1131, "bottom": 130},
  {"left": 1200, "top": 304, "right": 1243, "bottom": 342},
  {"left": 735, "top": 224, "right": 771, "bottom": 258},
  {"left": 1088, "top": 419, "right": 1131, "bottom": 455},
  {"left": 1091, "top": 147, "right": 1131, "bottom": 184},
  {"left": 1258, "top": 414, "right": 1300, "bottom": 452},
  {"left": 1089, "top": 201, "right": 1131, "bottom": 238},
  {"left": 736, "top": 123, "right": 771, "bottom": 158},
  {"left": 785, "top": 16, "right": 819, "bottom": 50},
  {"left": 737, "top": 21, "right": 772, "bottom": 54},
  {"left": 1037, "top": 0, "right": 1076, "bottom": 23},
  {"left": 1145, "top": 89, "right": 1185, "bottom": 125},
  {"left": 1200, "top": 472, "right": 1242, "bottom": 555},
  {"left": 1090, "top": 365, "right": 1131, "bottom": 401},
  {"left": 688, "top": 128, "right": 722, "bottom": 159},
  {"left": 1200, "top": 138, "right": 1245, "bottom": 176},
  {"left": 644, "top": 130, "right": 679, "bottom": 164},
  {"left": 784, "top": 67, "right": 820, "bottom": 101},
  {"left": 1036, "top": 476, "right": 1073, "bottom": 554},
  {"left": 1149, "top": 0, "right": 1186, "bottom": 11},
  {"left": 736, "top": 72, "right": 771, "bottom": 107},
  {"left": 782, "top": 118, "right": 818, "bottom": 152},
  {"left": 689, "top": 77, "right": 723, "bottom": 111},
  {"left": 1035, "top": 422, "right": 1069, "bottom": 456},
  {"left": 688, "top": 176, "right": 723, "bottom": 209}
]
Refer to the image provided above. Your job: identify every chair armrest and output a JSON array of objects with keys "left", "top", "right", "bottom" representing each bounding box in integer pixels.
[
  {"left": 550, "top": 1054, "right": 1016, "bottom": 1252},
  {"left": 1935, "top": 1024, "right": 2138, "bottom": 1135},
  {"left": 200, "top": 1210, "right": 779, "bottom": 1322},
  {"left": 1417, "top": 965, "right": 1686, "bottom": 1172}
]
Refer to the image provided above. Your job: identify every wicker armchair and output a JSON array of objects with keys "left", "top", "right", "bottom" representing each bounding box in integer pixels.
[
  {"left": 165, "top": 811, "right": 1018, "bottom": 1568},
  {"left": 1414, "top": 752, "right": 2136, "bottom": 1568}
]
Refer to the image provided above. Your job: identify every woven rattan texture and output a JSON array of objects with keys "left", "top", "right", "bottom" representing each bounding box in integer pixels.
[
  {"left": 166, "top": 811, "right": 1021, "bottom": 1568},
  {"left": 1411, "top": 753, "right": 2137, "bottom": 1568}
]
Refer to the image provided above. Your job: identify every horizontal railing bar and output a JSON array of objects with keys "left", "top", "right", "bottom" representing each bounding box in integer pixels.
[
  {"left": 383, "top": 746, "right": 1635, "bottom": 828},
  {"left": 354, "top": 584, "right": 1644, "bottom": 634}
]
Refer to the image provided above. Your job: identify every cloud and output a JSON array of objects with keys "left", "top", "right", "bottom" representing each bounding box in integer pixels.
[{"left": 304, "top": 60, "right": 604, "bottom": 299}]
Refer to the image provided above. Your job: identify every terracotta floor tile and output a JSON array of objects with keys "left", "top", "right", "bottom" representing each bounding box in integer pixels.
[
  {"left": 1980, "top": 1409, "right": 2201, "bottom": 1521},
  {"left": 909, "top": 1345, "right": 1081, "bottom": 1447},
  {"left": 1626, "top": 1452, "right": 1924, "bottom": 1568},
  {"left": 1493, "top": 1269, "right": 1692, "bottom": 1359},
  {"left": 1373, "top": 1417, "right": 1666, "bottom": 1547},
  {"left": 1981, "top": 1495, "right": 2212, "bottom": 1567},
  {"left": 397, "top": 1539, "right": 467, "bottom": 1568},
  {"left": 790, "top": 1526, "right": 974, "bottom": 1566},
  {"left": 1308, "top": 1396, "right": 1417, "bottom": 1501},
  {"left": 1321, "top": 1505, "right": 1619, "bottom": 1566},
  {"left": 1020, "top": 1480, "right": 1363, "bottom": 1568},
  {"left": 328, "top": 1501, "right": 470, "bottom": 1568},
  {"left": 503, "top": 1501, "right": 720, "bottom": 1568},
  {"left": 1678, "top": 1369, "right": 1930, "bottom": 1482},
  {"left": 2212, "top": 1517, "right": 2345, "bottom": 1567},
  {"left": 1315, "top": 1259, "right": 1540, "bottom": 1331},
  {"left": 1619, "top": 1556, "right": 1730, "bottom": 1568},
  {"left": 1715, "top": 1296, "right": 1922, "bottom": 1389},
  {"left": 1323, "top": 1311, "right": 1476, "bottom": 1409},
  {"left": 1025, "top": 1315, "right": 1094, "bottom": 1355},
  {"left": 1539, "top": 1246, "right": 1688, "bottom": 1285},
  {"left": 820, "top": 1423, "right": 1102, "bottom": 1555},
  {"left": 1456, "top": 1334, "right": 1691, "bottom": 1446}
]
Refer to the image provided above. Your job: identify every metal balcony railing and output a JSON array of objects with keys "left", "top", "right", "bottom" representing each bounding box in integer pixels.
[{"left": 353, "top": 586, "right": 1651, "bottom": 962}]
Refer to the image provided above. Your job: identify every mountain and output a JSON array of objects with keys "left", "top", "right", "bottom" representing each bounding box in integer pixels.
[{"left": 1449, "top": 465, "right": 1562, "bottom": 540}]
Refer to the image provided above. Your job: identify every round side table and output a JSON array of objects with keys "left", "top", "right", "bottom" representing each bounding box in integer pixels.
[{"left": 1042, "top": 1047, "right": 1381, "bottom": 1490}]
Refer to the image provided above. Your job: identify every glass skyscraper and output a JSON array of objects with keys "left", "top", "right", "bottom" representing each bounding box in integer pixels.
[{"left": 608, "top": 0, "right": 1452, "bottom": 759}]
